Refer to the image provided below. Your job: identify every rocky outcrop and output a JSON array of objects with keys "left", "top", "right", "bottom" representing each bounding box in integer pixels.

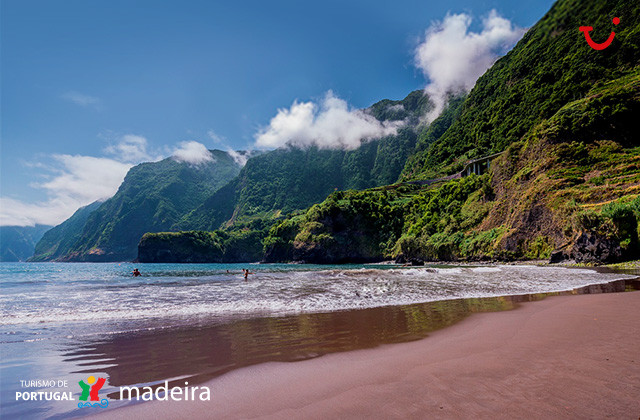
[
  {"left": 137, "top": 232, "right": 225, "bottom": 263},
  {"left": 137, "top": 230, "right": 264, "bottom": 263},
  {"left": 571, "top": 232, "right": 624, "bottom": 264}
]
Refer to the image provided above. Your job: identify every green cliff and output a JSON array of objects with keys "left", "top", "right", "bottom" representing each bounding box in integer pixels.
[
  {"left": 32, "top": 150, "right": 243, "bottom": 261},
  {"left": 175, "top": 90, "right": 433, "bottom": 232},
  {"left": 29, "top": 201, "right": 102, "bottom": 261},
  {"left": 263, "top": 0, "right": 640, "bottom": 264},
  {"left": 402, "top": 0, "right": 640, "bottom": 180}
]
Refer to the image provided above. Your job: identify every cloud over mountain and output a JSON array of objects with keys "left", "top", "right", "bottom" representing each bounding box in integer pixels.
[
  {"left": 1, "top": 135, "right": 156, "bottom": 227},
  {"left": 415, "top": 10, "right": 525, "bottom": 122},
  {"left": 172, "top": 141, "right": 214, "bottom": 165},
  {"left": 1, "top": 155, "right": 131, "bottom": 226},
  {"left": 255, "top": 91, "right": 403, "bottom": 150},
  {"left": 104, "top": 134, "right": 159, "bottom": 163}
]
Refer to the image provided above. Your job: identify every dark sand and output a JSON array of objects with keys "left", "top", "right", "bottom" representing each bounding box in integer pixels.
[{"left": 93, "top": 291, "right": 640, "bottom": 419}]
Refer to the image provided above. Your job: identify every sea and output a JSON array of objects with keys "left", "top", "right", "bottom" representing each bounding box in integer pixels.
[{"left": 0, "top": 262, "right": 636, "bottom": 419}]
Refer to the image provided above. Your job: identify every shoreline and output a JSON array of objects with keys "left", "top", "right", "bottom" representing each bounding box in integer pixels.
[{"left": 92, "top": 286, "right": 640, "bottom": 419}]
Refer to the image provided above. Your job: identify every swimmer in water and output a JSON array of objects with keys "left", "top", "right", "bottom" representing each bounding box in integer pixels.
[{"left": 132, "top": 268, "right": 141, "bottom": 277}]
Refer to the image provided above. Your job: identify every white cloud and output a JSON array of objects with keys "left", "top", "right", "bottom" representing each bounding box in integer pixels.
[
  {"left": 255, "top": 91, "right": 403, "bottom": 150},
  {"left": 206, "top": 129, "right": 251, "bottom": 167},
  {"left": 1, "top": 134, "right": 225, "bottom": 227},
  {"left": 38, "top": 155, "right": 132, "bottom": 202},
  {"left": 386, "top": 104, "right": 405, "bottom": 113},
  {"left": 415, "top": 10, "right": 525, "bottom": 122},
  {"left": 61, "top": 91, "right": 101, "bottom": 108},
  {"left": 0, "top": 197, "right": 82, "bottom": 227},
  {"left": 226, "top": 149, "right": 251, "bottom": 167},
  {"left": 1, "top": 155, "right": 132, "bottom": 227},
  {"left": 207, "top": 129, "right": 225, "bottom": 144},
  {"left": 104, "top": 134, "right": 159, "bottom": 163},
  {"left": 1, "top": 133, "right": 162, "bottom": 227},
  {"left": 172, "top": 141, "right": 214, "bottom": 165}
]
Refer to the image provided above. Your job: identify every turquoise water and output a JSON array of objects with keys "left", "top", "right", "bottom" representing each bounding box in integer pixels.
[{"left": 0, "top": 262, "right": 634, "bottom": 419}]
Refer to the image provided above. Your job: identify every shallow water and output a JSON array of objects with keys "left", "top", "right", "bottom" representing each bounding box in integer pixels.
[
  {"left": 0, "top": 262, "right": 635, "bottom": 419},
  {"left": 0, "top": 262, "right": 632, "bottom": 332}
]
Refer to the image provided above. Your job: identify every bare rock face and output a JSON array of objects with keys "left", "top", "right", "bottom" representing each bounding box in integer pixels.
[
  {"left": 549, "top": 250, "right": 567, "bottom": 264},
  {"left": 571, "top": 232, "right": 623, "bottom": 264}
]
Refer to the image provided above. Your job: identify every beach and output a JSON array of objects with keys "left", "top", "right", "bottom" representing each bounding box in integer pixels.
[
  {"left": 1, "top": 263, "right": 637, "bottom": 419},
  {"left": 91, "top": 289, "right": 640, "bottom": 419}
]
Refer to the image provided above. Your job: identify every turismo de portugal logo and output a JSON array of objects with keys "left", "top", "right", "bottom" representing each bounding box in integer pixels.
[
  {"left": 78, "top": 375, "right": 108, "bottom": 408},
  {"left": 16, "top": 374, "right": 109, "bottom": 409}
]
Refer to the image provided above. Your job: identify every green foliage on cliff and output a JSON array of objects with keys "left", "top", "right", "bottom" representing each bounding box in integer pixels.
[
  {"left": 33, "top": 151, "right": 242, "bottom": 261},
  {"left": 263, "top": 189, "right": 406, "bottom": 263},
  {"left": 177, "top": 90, "right": 432, "bottom": 232},
  {"left": 401, "top": 94, "right": 466, "bottom": 180},
  {"left": 149, "top": 64, "right": 640, "bottom": 265},
  {"left": 403, "top": 0, "right": 640, "bottom": 179},
  {"left": 265, "top": 64, "right": 640, "bottom": 263},
  {"left": 138, "top": 227, "right": 266, "bottom": 263},
  {"left": 576, "top": 196, "right": 640, "bottom": 254},
  {"left": 38, "top": 0, "right": 640, "bottom": 264},
  {"left": 35, "top": 89, "right": 431, "bottom": 263},
  {"left": 263, "top": 175, "right": 493, "bottom": 263},
  {"left": 29, "top": 201, "right": 102, "bottom": 261},
  {"left": 139, "top": 216, "right": 273, "bottom": 263}
]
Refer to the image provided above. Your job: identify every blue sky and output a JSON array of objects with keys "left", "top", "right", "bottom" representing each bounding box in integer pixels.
[{"left": 1, "top": 0, "right": 554, "bottom": 226}]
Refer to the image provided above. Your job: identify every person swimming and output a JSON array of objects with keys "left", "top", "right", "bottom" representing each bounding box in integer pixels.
[
  {"left": 243, "top": 268, "right": 254, "bottom": 281},
  {"left": 132, "top": 268, "right": 141, "bottom": 277}
]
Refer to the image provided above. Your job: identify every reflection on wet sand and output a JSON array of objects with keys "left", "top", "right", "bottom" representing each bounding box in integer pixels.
[{"left": 58, "top": 279, "right": 636, "bottom": 399}]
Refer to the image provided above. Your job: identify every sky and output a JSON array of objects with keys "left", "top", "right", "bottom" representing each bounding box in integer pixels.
[{"left": 0, "top": 0, "right": 554, "bottom": 226}]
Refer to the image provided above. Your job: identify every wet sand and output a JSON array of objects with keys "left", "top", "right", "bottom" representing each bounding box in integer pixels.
[{"left": 93, "top": 290, "right": 640, "bottom": 419}]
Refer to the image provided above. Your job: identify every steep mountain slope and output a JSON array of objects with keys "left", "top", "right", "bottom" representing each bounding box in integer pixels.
[
  {"left": 34, "top": 150, "right": 243, "bottom": 261},
  {"left": 402, "top": 0, "right": 640, "bottom": 179},
  {"left": 264, "top": 71, "right": 640, "bottom": 263},
  {"left": 262, "top": 0, "right": 640, "bottom": 264},
  {"left": 177, "top": 90, "right": 433, "bottom": 231},
  {"left": 29, "top": 201, "right": 102, "bottom": 261},
  {"left": 0, "top": 224, "right": 52, "bottom": 261},
  {"left": 140, "top": 0, "right": 640, "bottom": 264}
]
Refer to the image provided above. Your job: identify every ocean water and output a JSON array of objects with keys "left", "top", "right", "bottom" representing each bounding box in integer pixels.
[{"left": 0, "top": 262, "right": 635, "bottom": 419}]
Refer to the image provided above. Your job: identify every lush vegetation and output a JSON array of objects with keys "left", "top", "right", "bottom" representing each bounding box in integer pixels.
[
  {"left": 34, "top": 89, "right": 432, "bottom": 262},
  {"left": 265, "top": 66, "right": 640, "bottom": 263},
  {"left": 263, "top": 188, "right": 406, "bottom": 263},
  {"left": 29, "top": 201, "right": 102, "bottom": 261},
  {"left": 265, "top": 131, "right": 640, "bottom": 264},
  {"left": 138, "top": 216, "right": 274, "bottom": 263},
  {"left": 36, "top": 0, "right": 640, "bottom": 264},
  {"left": 138, "top": 227, "right": 266, "bottom": 263},
  {"left": 401, "top": 94, "right": 466, "bottom": 179},
  {"left": 176, "top": 90, "right": 432, "bottom": 232},
  {"left": 32, "top": 151, "right": 243, "bottom": 261},
  {"left": 402, "top": 0, "right": 640, "bottom": 179},
  {"left": 263, "top": 175, "right": 496, "bottom": 263},
  {"left": 575, "top": 197, "right": 640, "bottom": 260}
]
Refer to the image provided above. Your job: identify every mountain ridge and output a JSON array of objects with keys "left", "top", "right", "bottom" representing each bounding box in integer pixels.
[
  {"left": 36, "top": 0, "right": 640, "bottom": 265},
  {"left": 31, "top": 150, "right": 244, "bottom": 261},
  {"left": 0, "top": 225, "right": 53, "bottom": 262},
  {"left": 257, "top": 0, "right": 640, "bottom": 264}
]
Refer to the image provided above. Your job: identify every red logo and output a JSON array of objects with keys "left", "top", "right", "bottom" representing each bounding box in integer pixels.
[{"left": 579, "top": 17, "right": 620, "bottom": 50}]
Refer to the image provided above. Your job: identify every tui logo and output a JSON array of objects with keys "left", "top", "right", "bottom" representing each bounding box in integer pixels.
[
  {"left": 78, "top": 375, "right": 108, "bottom": 408},
  {"left": 579, "top": 17, "right": 620, "bottom": 50}
]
